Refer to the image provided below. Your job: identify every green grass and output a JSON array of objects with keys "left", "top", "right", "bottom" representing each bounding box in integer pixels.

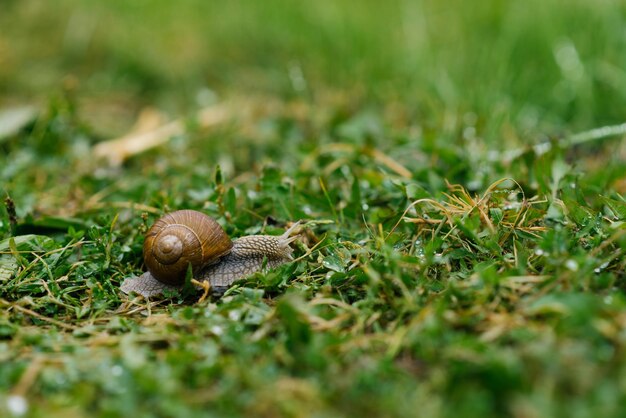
[{"left": 2, "top": 1, "right": 626, "bottom": 417}]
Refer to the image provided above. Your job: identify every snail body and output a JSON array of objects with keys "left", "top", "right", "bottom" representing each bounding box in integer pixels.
[
  {"left": 198, "top": 234, "right": 298, "bottom": 294},
  {"left": 120, "top": 210, "right": 300, "bottom": 298}
]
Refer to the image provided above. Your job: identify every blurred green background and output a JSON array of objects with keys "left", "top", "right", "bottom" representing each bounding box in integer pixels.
[
  {"left": 2, "top": 1, "right": 626, "bottom": 418},
  {"left": 3, "top": 0, "right": 626, "bottom": 140}
]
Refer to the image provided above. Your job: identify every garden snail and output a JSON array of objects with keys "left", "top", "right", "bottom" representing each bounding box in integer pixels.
[{"left": 120, "top": 210, "right": 301, "bottom": 298}]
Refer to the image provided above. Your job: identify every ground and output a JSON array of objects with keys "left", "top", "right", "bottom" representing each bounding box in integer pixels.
[{"left": 1, "top": 1, "right": 626, "bottom": 417}]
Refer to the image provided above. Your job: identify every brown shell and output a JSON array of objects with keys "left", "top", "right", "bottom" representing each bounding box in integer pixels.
[{"left": 143, "top": 210, "right": 233, "bottom": 285}]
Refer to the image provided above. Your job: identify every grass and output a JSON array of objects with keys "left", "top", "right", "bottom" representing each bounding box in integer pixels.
[{"left": 1, "top": 0, "right": 626, "bottom": 417}]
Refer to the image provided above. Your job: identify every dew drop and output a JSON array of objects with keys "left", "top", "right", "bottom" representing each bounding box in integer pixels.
[
  {"left": 6, "top": 395, "right": 28, "bottom": 416},
  {"left": 565, "top": 259, "right": 578, "bottom": 271},
  {"left": 111, "top": 365, "right": 123, "bottom": 377}
]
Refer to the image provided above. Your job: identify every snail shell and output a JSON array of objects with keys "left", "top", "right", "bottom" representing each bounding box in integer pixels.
[
  {"left": 143, "top": 210, "right": 233, "bottom": 285},
  {"left": 121, "top": 210, "right": 301, "bottom": 298}
]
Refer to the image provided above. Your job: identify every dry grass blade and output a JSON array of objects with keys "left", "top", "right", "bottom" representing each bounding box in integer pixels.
[
  {"left": 499, "top": 121, "right": 626, "bottom": 163},
  {"left": 301, "top": 142, "right": 413, "bottom": 178},
  {"left": 388, "top": 178, "right": 541, "bottom": 240},
  {"left": 1, "top": 300, "right": 77, "bottom": 331},
  {"left": 92, "top": 105, "right": 229, "bottom": 166}
]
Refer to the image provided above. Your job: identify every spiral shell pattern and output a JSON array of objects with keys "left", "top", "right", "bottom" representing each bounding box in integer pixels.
[{"left": 143, "top": 210, "right": 233, "bottom": 285}]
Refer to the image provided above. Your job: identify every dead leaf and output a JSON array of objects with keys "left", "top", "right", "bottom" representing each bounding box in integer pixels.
[
  {"left": 92, "top": 105, "right": 228, "bottom": 166},
  {"left": 0, "top": 105, "right": 38, "bottom": 141}
]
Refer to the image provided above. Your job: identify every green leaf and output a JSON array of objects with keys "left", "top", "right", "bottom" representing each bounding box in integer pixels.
[
  {"left": 0, "top": 254, "right": 17, "bottom": 281},
  {"left": 550, "top": 158, "right": 570, "bottom": 198},
  {"left": 0, "top": 234, "right": 51, "bottom": 251},
  {"left": 601, "top": 196, "right": 626, "bottom": 220},
  {"left": 225, "top": 187, "right": 237, "bottom": 217}
]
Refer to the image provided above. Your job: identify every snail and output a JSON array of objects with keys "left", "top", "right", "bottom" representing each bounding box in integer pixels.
[{"left": 120, "top": 210, "right": 301, "bottom": 298}]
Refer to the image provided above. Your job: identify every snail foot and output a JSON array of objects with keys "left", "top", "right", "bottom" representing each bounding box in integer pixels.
[{"left": 120, "top": 271, "right": 181, "bottom": 298}]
